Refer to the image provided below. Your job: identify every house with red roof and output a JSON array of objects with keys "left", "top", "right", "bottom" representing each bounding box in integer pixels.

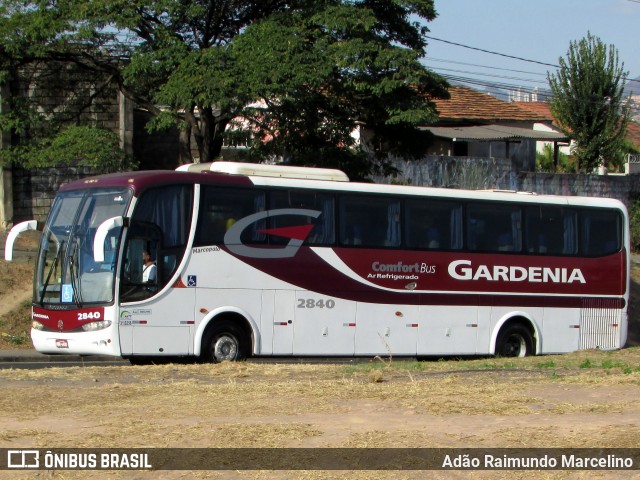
[{"left": 421, "top": 86, "right": 568, "bottom": 172}]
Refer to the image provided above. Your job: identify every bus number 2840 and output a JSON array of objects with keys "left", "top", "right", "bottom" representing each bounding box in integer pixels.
[{"left": 297, "top": 298, "right": 336, "bottom": 309}]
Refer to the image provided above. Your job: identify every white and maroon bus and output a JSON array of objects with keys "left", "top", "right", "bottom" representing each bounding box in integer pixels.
[{"left": 5, "top": 162, "right": 629, "bottom": 362}]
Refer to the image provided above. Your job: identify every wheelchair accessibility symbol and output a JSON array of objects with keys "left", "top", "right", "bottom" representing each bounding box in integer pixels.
[
  {"left": 187, "top": 275, "right": 197, "bottom": 287},
  {"left": 61, "top": 284, "right": 73, "bottom": 303}
]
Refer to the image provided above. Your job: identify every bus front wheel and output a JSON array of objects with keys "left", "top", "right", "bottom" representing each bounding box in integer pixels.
[
  {"left": 495, "top": 324, "right": 534, "bottom": 358},
  {"left": 203, "top": 321, "right": 246, "bottom": 363}
]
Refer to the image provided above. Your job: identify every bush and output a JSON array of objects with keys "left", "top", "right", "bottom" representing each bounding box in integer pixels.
[{"left": 27, "top": 126, "right": 138, "bottom": 173}]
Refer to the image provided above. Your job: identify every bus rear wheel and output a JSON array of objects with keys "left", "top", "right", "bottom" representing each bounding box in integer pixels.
[
  {"left": 203, "top": 321, "right": 246, "bottom": 363},
  {"left": 495, "top": 324, "right": 534, "bottom": 358}
]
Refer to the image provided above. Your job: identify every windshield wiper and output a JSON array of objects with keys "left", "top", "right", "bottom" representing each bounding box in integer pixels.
[
  {"left": 39, "top": 240, "right": 64, "bottom": 306},
  {"left": 69, "top": 239, "right": 83, "bottom": 308}
]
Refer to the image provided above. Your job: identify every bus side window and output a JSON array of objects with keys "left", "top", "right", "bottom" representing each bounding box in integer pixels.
[
  {"left": 121, "top": 185, "right": 193, "bottom": 301},
  {"left": 269, "top": 190, "right": 335, "bottom": 245},
  {"left": 405, "top": 200, "right": 462, "bottom": 250},
  {"left": 467, "top": 204, "right": 521, "bottom": 253},
  {"left": 121, "top": 230, "right": 161, "bottom": 301},
  {"left": 581, "top": 210, "right": 621, "bottom": 256},
  {"left": 525, "top": 207, "right": 577, "bottom": 256},
  {"left": 195, "top": 187, "right": 266, "bottom": 246},
  {"left": 339, "top": 195, "right": 400, "bottom": 247}
]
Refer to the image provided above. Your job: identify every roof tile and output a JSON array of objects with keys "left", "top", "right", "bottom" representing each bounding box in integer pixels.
[{"left": 432, "top": 86, "right": 549, "bottom": 122}]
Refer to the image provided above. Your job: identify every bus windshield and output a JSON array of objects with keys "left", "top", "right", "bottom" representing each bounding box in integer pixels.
[{"left": 35, "top": 188, "right": 131, "bottom": 306}]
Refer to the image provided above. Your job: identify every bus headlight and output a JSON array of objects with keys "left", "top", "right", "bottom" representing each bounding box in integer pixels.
[
  {"left": 32, "top": 321, "right": 44, "bottom": 331},
  {"left": 82, "top": 320, "right": 112, "bottom": 332}
]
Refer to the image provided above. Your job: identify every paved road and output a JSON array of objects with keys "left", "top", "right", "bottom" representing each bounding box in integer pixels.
[
  {"left": 0, "top": 348, "right": 390, "bottom": 369},
  {"left": 0, "top": 349, "right": 129, "bottom": 368}
]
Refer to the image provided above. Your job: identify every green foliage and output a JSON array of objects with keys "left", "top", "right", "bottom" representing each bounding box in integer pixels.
[
  {"left": 2, "top": 126, "right": 137, "bottom": 173},
  {"left": 579, "top": 359, "right": 594, "bottom": 369},
  {"left": 535, "top": 360, "right": 557, "bottom": 369},
  {"left": 535, "top": 143, "right": 572, "bottom": 172},
  {"left": 548, "top": 33, "right": 630, "bottom": 173}
]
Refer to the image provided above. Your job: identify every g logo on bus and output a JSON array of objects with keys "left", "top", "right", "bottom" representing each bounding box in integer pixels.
[
  {"left": 224, "top": 208, "right": 322, "bottom": 259},
  {"left": 58, "top": 320, "right": 64, "bottom": 331}
]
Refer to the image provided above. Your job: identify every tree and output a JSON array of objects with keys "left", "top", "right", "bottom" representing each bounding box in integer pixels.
[
  {"left": 231, "top": 5, "right": 447, "bottom": 176},
  {"left": 1, "top": 1, "right": 449, "bottom": 177},
  {"left": 548, "top": 33, "right": 630, "bottom": 173}
]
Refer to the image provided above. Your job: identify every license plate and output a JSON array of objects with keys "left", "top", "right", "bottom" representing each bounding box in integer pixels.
[{"left": 55, "top": 339, "right": 69, "bottom": 349}]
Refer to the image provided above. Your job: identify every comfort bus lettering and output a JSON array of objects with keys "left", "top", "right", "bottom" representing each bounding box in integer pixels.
[
  {"left": 371, "top": 262, "right": 436, "bottom": 274},
  {"left": 448, "top": 260, "right": 586, "bottom": 284}
]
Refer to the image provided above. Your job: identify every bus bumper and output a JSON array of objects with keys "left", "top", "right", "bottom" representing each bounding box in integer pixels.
[{"left": 31, "top": 328, "right": 121, "bottom": 356}]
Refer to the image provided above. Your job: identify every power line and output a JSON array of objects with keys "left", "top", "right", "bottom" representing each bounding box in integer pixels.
[
  {"left": 425, "top": 39, "right": 640, "bottom": 87},
  {"left": 439, "top": 74, "right": 553, "bottom": 100},
  {"left": 427, "top": 57, "right": 549, "bottom": 77},
  {"left": 425, "top": 36, "right": 560, "bottom": 68},
  {"left": 430, "top": 66, "right": 550, "bottom": 86}
]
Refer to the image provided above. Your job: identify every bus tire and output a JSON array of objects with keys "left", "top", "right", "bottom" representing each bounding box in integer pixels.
[
  {"left": 495, "top": 323, "right": 534, "bottom": 358},
  {"left": 203, "top": 321, "right": 246, "bottom": 363}
]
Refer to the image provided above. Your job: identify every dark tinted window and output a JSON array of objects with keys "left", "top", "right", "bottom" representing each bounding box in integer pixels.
[
  {"left": 405, "top": 200, "right": 462, "bottom": 250},
  {"left": 339, "top": 195, "right": 401, "bottom": 247},
  {"left": 581, "top": 209, "right": 622, "bottom": 256},
  {"left": 269, "top": 190, "right": 335, "bottom": 245},
  {"left": 195, "top": 187, "right": 266, "bottom": 246},
  {"left": 467, "top": 204, "right": 521, "bottom": 252},
  {"left": 121, "top": 185, "right": 193, "bottom": 301},
  {"left": 525, "top": 206, "right": 577, "bottom": 255}
]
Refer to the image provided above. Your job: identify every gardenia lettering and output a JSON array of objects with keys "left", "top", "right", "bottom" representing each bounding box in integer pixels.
[{"left": 448, "top": 260, "right": 586, "bottom": 284}]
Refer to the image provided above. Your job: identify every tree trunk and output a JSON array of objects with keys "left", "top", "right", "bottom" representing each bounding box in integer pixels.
[
  {"left": 178, "top": 123, "right": 193, "bottom": 165},
  {"left": 196, "top": 105, "right": 213, "bottom": 162},
  {"left": 210, "top": 117, "right": 230, "bottom": 160}
]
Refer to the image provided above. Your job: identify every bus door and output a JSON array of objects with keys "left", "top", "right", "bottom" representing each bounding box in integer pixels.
[
  {"left": 269, "top": 290, "right": 295, "bottom": 355},
  {"left": 118, "top": 185, "right": 195, "bottom": 357}
]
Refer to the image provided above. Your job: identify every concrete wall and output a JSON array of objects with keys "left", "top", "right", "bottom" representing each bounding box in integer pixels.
[
  {"left": 378, "top": 155, "right": 640, "bottom": 208},
  {"left": 12, "top": 166, "right": 97, "bottom": 224},
  {"left": 375, "top": 155, "right": 515, "bottom": 190}
]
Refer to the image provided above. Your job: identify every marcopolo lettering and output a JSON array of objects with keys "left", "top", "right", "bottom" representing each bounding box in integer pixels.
[{"left": 448, "top": 260, "right": 586, "bottom": 284}]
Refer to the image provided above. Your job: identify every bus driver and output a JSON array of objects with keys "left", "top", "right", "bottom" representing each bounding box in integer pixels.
[{"left": 142, "top": 251, "right": 157, "bottom": 283}]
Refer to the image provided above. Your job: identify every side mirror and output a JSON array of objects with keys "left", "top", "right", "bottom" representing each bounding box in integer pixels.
[
  {"left": 4, "top": 220, "right": 37, "bottom": 261},
  {"left": 93, "top": 216, "right": 125, "bottom": 262}
]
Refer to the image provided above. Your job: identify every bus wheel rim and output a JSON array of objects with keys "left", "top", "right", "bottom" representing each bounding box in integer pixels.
[
  {"left": 505, "top": 334, "right": 526, "bottom": 357},
  {"left": 214, "top": 335, "right": 238, "bottom": 361}
]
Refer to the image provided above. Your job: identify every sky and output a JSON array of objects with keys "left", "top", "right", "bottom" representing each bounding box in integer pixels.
[{"left": 422, "top": 0, "right": 640, "bottom": 100}]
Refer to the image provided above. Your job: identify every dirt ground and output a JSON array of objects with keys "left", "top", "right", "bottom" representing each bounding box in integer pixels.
[
  {"left": 0, "top": 351, "right": 639, "bottom": 479},
  {"left": 0, "top": 233, "right": 639, "bottom": 478}
]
